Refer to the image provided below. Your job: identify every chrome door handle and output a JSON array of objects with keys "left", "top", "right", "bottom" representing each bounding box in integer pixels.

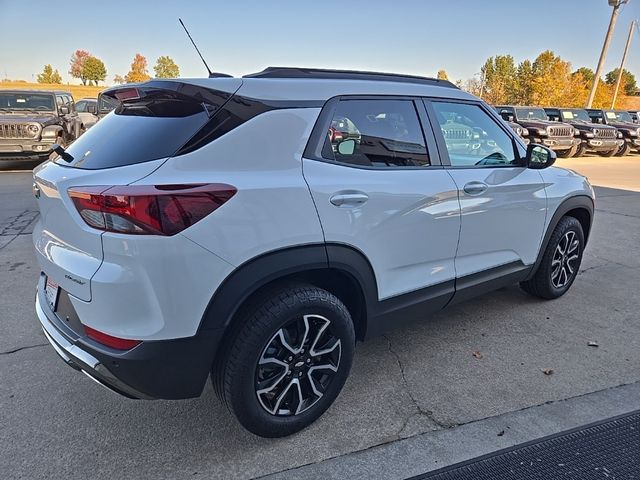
[
  {"left": 330, "top": 192, "right": 369, "bottom": 207},
  {"left": 463, "top": 181, "right": 488, "bottom": 196}
]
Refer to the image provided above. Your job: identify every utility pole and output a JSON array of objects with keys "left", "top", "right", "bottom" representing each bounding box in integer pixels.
[
  {"left": 586, "top": 0, "right": 629, "bottom": 108},
  {"left": 611, "top": 20, "right": 636, "bottom": 108}
]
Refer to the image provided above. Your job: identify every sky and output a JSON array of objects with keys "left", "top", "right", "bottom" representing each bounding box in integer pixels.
[{"left": 1, "top": 0, "right": 640, "bottom": 85}]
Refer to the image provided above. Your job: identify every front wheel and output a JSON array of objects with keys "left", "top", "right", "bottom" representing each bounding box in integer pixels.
[
  {"left": 555, "top": 146, "right": 576, "bottom": 158},
  {"left": 520, "top": 216, "right": 584, "bottom": 299},
  {"left": 616, "top": 141, "right": 632, "bottom": 156},
  {"left": 215, "top": 284, "right": 355, "bottom": 437},
  {"left": 598, "top": 147, "right": 618, "bottom": 157}
]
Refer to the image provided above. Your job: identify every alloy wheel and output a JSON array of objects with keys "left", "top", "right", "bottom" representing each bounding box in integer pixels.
[
  {"left": 255, "top": 314, "right": 341, "bottom": 416},
  {"left": 551, "top": 230, "right": 580, "bottom": 289}
]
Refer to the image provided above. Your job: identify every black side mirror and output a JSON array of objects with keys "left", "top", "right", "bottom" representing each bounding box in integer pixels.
[
  {"left": 87, "top": 104, "right": 97, "bottom": 114},
  {"left": 500, "top": 113, "right": 514, "bottom": 122},
  {"left": 51, "top": 144, "right": 74, "bottom": 162},
  {"left": 526, "top": 144, "right": 556, "bottom": 169},
  {"left": 59, "top": 106, "right": 69, "bottom": 115},
  {"left": 595, "top": 117, "right": 603, "bottom": 124}
]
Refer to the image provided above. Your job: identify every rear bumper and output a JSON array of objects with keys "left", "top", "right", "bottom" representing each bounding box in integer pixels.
[{"left": 35, "top": 274, "right": 223, "bottom": 400}]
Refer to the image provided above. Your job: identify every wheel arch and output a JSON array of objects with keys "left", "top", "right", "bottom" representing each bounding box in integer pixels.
[
  {"left": 199, "top": 243, "right": 377, "bottom": 343},
  {"left": 527, "top": 195, "right": 594, "bottom": 280}
]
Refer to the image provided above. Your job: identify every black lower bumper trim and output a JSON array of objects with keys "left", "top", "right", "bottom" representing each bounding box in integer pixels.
[
  {"left": 36, "top": 275, "right": 224, "bottom": 400},
  {"left": 410, "top": 410, "right": 640, "bottom": 479}
]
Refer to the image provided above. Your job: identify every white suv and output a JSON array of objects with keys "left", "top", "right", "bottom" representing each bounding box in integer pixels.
[{"left": 33, "top": 68, "right": 594, "bottom": 437}]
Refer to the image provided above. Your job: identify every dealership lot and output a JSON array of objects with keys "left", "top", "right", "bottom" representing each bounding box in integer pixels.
[{"left": 1, "top": 157, "right": 639, "bottom": 479}]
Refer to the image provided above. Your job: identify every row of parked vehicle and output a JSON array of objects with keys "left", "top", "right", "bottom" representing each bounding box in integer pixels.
[
  {"left": 0, "top": 89, "right": 115, "bottom": 163},
  {"left": 495, "top": 105, "right": 640, "bottom": 158}
]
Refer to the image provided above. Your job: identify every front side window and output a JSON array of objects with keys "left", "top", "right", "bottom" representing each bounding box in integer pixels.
[
  {"left": 323, "top": 99, "right": 430, "bottom": 167},
  {"left": 76, "top": 101, "right": 87, "bottom": 112},
  {"left": 432, "top": 101, "right": 518, "bottom": 167}
]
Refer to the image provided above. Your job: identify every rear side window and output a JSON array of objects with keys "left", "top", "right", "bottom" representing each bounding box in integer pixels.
[{"left": 322, "top": 99, "right": 430, "bottom": 167}]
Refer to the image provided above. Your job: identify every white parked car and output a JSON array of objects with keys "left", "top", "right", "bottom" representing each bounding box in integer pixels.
[
  {"left": 33, "top": 68, "right": 594, "bottom": 437},
  {"left": 74, "top": 98, "right": 99, "bottom": 131}
]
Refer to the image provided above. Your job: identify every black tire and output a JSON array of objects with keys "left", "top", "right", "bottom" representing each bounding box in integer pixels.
[
  {"left": 214, "top": 284, "right": 355, "bottom": 437},
  {"left": 520, "top": 216, "right": 584, "bottom": 299},
  {"left": 598, "top": 148, "right": 618, "bottom": 157},
  {"left": 555, "top": 147, "right": 575, "bottom": 158},
  {"left": 574, "top": 144, "right": 587, "bottom": 158},
  {"left": 615, "top": 141, "right": 632, "bottom": 156}
]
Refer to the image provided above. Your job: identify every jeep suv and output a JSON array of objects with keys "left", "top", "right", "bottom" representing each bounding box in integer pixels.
[
  {"left": 586, "top": 109, "right": 640, "bottom": 156},
  {"left": 545, "top": 107, "right": 622, "bottom": 157},
  {"left": 0, "top": 90, "right": 81, "bottom": 163},
  {"left": 33, "top": 68, "right": 594, "bottom": 437},
  {"left": 495, "top": 105, "right": 579, "bottom": 157}
]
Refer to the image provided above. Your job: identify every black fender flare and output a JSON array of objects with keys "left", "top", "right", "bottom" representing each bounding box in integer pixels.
[
  {"left": 198, "top": 243, "right": 379, "bottom": 335},
  {"left": 526, "top": 195, "right": 594, "bottom": 280}
]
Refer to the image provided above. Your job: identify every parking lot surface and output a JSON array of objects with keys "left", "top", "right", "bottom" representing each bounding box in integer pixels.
[{"left": 1, "top": 157, "right": 639, "bottom": 479}]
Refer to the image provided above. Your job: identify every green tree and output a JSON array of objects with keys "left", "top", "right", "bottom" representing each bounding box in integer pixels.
[
  {"left": 437, "top": 69, "right": 449, "bottom": 81},
  {"left": 37, "top": 64, "right": 62, "bottom": 84},
  {"left": 480, "top": 54, "right": 517, "bottom": 104},
  {"left": 605, "top": 68, "right": 637, "bottom": 96},
  {"left": 125, "top": 54, "right": 151, "bottom": 83},
  {"left": 573, "top": 67, "right": 595, "bottom": 84},
  {"left": 153, "top": 56, "right": 180, "bottom": 79},
  {"left": 113, "top": 74, "right": 125, "bottom": 85},
  {"left": 513, "top": 60, "right": 534, "bottom": 105},
  {"left": 83, "top": 57, "right": 107, "bottom": 86}
]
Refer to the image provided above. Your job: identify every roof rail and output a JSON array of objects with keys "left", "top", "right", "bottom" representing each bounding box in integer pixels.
[{"left": 243, "top": 67, "right": 458, "bottom": 88}]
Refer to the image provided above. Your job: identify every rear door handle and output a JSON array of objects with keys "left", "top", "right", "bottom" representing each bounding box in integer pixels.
[
  {"left": 463, "top": 181, "right": 488, "bottom": 196},
  {"left": 330, "top": 192, "right": 369, "bottom": 207}
]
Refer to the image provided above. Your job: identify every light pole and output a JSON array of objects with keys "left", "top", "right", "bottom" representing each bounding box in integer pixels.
[
  {"left": 586, "top": 0, "right": 629, "bottom": 108},
  {"left": 611, "top": 20, "right": 636, "bottom": 108}
]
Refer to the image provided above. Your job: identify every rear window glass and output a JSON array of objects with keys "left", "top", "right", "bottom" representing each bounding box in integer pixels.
[{"left": 59, "top": 110, "right": 209, "bottom": 169}]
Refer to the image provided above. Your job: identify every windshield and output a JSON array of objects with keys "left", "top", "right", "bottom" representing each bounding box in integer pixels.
[
  {"left": 0, "top": 92, "right": 55, "bottom": 111},
  {"left": 561, "top": 109, "right": 591, "bottom": 123},
  {"left": 515, "top": 107, "right": 548, "bottom": 121},
  {"left": 605, "top": 110, "right": 633, "bottom": 123}
]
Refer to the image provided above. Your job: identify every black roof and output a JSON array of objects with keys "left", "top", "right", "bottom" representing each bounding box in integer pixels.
[{"left": 243, "top": 67, "right": 458, "bottom": 88}]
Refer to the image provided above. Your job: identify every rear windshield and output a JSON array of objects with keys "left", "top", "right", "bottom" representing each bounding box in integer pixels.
[{"left": 59, "top": 110, "right": 209, "bottom": 169}]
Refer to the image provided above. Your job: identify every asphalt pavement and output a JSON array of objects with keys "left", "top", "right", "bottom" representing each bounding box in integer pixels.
[{"left": 1, "top": 157, "right": 639, "bottom": 479}]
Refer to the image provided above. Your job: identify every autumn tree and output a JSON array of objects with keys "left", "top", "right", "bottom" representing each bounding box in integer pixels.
[
  {"left": 153, "top": 56, "right": 180, "bottom": 79},
  {"left": 37, "top": 64, "right": 62, "bottom": 84},
  {"left": 605, "top": 68, "right": 637, "bottom": 96},
  {"left": 437, "top": 69, "right": 449, "bottom": 81},
  {"left": 125, "top": 54, "right": 151, "bottom": 83},
  {"left": 480, "top": 55, "right": 517, "bottom": 104},
  {"left": 69, "top": 50, "right": 92, "bottom": 85},
  {"left": 113, "top": 74, "right": 126, "bottom": 85},
  {"left": 83, "top": 57, "right": 107, "bottom": 86}
]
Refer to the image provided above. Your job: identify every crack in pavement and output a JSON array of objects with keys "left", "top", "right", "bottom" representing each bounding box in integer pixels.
[
  {"left": 383, "top": 334, "right": 458, "bottom": 436},
  {"left": 0, "top": 209, "right": 39, "bottom": 252},
  {"left": 0, "top": 343, "right": 48, "bottom": 356},
  {"left": 595, "top": 208, "right": 640, "bottom": 219}
]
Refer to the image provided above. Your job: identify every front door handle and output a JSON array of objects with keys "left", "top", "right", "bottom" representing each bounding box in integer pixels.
[
  {"left": 330, "top": 192, "right": 369, "bottom": 207},
  {"left": 463, "top": 181, "right": 488, "bottom": 196}
]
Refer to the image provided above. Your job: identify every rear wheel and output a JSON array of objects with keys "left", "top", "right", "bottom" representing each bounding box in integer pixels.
[
  {"left": 520, "top": 216, "right": 584, "bottom": 299},
  {"left": 615, "top": 141, "right": 632, "bottom": 156},
  {"left": 215, "top": 284, "right": 355, "bottom": 437}
]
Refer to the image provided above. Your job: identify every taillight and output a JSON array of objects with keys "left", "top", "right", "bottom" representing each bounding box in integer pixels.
[
  {"left": 84, "top": 325, "right": 141, "bottom": 350},
  {"left": 68, "top": 183, "right": 236, "bottom": 235}
]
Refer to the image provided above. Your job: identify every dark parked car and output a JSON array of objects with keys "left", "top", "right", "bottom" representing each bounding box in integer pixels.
[
  {"left": 507, "top": 121, "right": 529, "bottom": 144},
  {"left": 586, "top": 109, "right": 640, "bottom": 156},
  {"left": 495, "top": 105, "right": 578, "bottom": 157},
  {"left": 545, "top": 108, "right": 622, "bottom": 157},
  {"left": 0, "top": 90, "right": 81, "bottom": 164}
]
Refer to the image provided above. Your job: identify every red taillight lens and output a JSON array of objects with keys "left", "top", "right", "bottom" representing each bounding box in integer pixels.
[
  {"left": 68, "top": 183, "right": 236, "bottom": 235},
  {"left": 84, "top": 325, "right": 141, "bottom": 350}
]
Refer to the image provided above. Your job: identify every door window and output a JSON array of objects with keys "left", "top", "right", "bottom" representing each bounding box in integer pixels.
[
  {"left": 76, "top": 101, "right": 87, "bottom": 112},
  {"left": 322, "top": 99, "right": 430, "bottom": 167},
  {"left": 432, "top": 102, "right": 518, "bottom": 167}
]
